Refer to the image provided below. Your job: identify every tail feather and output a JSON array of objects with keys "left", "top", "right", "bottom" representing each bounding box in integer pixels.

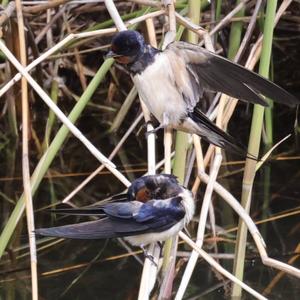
[
  {"left": 50, "top": 207, "right": 105, "bottom": 216},
  {"left": 49, "top": 193, "right": 129, "bottom": 216},
  {"left": 35, "top": 219, "right": 117, "bottom": 239},
  {"left": 182, "top": 110, "right": 257, "bottom": 160}
]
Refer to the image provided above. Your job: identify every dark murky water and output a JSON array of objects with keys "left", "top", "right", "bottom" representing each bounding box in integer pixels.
[{"left": 1, "top": 148, "right": 299, "bottom": 299}]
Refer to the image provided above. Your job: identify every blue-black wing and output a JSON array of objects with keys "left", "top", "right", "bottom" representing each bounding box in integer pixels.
[
  {"left": 168, "top": 41, "right": 299, "bottom": 107},
  {"left": 36, "top": 197, "right": 185, "bottom": 239}
]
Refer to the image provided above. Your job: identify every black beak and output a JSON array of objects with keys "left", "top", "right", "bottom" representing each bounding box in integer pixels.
[{"left": 105, "top": 50, "right": 122, "bottom": 59}]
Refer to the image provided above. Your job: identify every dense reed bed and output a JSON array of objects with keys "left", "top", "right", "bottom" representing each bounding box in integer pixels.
[{"left": 0, "top": 1, "right": 299, "bottom": 299}]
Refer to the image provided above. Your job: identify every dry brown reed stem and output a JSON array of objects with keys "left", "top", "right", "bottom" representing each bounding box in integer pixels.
[
  {"left": 158, "top": 1, "right": 179, "bottom": 299},
  {"left": 162, "top": 0, "right": 176, "bottom": 48},
  {"left": 159, "top": 2, "right": 178, "bottom": 299},
  {"left": 34, "top": 7, "right": 66, "bottom": 44},
  {"left": 0, "top": 2, "right": 15, "bottom": 29},
  {"left": 161, "top": 0, "right": 173, "bottom": 176},
  {"left": 23, "top": 0, "right": 71, "bottom": 13},
  {"left": 174, "top": 12, "right": 206, "bottom": 37},
  {"left": 15, "top": 0, "right": 38, "bottom": 299}
]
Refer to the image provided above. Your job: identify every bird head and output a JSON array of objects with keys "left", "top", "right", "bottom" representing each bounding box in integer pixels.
[
  {"left": 106, "top": 30, "right": 146, "bottom": 64},
  {"left": 128, "top": 174, "right": 182, "bottom": 202}
]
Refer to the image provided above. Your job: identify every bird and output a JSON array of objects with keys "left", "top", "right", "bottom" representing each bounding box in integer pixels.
[
  {"left": 35, "top": 174, "right": 195, "bottom": 260},
  {"left": 106, "top": 30, "right": 299, "bottom": 156}
]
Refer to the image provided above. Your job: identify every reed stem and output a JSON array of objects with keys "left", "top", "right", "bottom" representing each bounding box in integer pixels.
[{"left": 232, "top": 1, "right": 278, "bottom": 297}]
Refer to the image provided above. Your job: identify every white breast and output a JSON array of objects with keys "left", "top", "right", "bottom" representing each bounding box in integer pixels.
[
  {"left": 124, "top": 188, "right": 195, "bottom": 247},
  {"left": 124, "top": 220, "right": 184, "bottom": 246},
  {"left": 133, "top": 53, "right": 187, "bottom": 126}
]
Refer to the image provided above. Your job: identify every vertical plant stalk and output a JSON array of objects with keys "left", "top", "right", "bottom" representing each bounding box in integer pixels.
[
  {"left": 227, "top": 0, "right": 245, "bottom": 60},
  {"left": 15, "top": 0, "right": 38, "bottom": 299},
  {"left": 217, "top": 0, "right": 246, "bottom": 277},
  {"left": 158, "top": 2, "right": 185, "bottom": 299},
  {"left": 176, "top": 34, "right": 227, "bottom": 300},
  {"left": 139, "top": 17, "right": 160, "bottom": 299},
  {"left": 43, "top": 79, "right": 59, "bottom": 149},
  {"left": 167, "top": 2, "right": 203, "bottom": 299},
  {"left": 232, "top": 1, "right": 278, "bottom": 297},
  {"left": 138, "top": 103, "right": 160, "bottom": 300}
]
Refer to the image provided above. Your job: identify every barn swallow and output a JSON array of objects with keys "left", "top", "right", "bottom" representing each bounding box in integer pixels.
[
  {"left": 36, "top": 174, "right": 195, "bottom": 255},
  {"left": 107, "top": 30, "right": 299, "bottom": 155}
]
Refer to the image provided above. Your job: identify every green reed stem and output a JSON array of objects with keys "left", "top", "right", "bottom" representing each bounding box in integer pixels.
[
  {"left": 218, "top": 0, "right": 245, "bottom": 270},
  {"left": 0, "top": 59, "right": 114, "bottom": 258},
  {"left": 231, "top": 1, "right": 278, "bottom": 297},
  {"left": 227, "top": 0, "right": 245, "bottom": 60}
]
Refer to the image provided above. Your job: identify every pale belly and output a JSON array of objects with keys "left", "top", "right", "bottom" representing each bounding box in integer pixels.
[
  {"left": 124, "top": 220, "right": 184, "bottom": 246},
  {"left": 133, "top": 55, "right": 187, "bottom": 126}
]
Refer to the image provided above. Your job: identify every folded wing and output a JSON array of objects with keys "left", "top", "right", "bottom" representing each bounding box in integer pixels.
[{"left": 36, "top": 197, "right": 186, "bottom": 239}]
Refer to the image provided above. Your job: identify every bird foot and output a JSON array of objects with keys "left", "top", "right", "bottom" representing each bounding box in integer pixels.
[
  {"left": 141, "top": 245, "right": 158, "bottom": 267},
  {"left": 145, "top": 125, "right": 164, "bottom": 138}
]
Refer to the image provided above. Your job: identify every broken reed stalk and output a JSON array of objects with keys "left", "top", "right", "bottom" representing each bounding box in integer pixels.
[
  {"left": 232, "top": 1, "right": 278, "bottom": 297},
  {"left": 15, "top": 0, "right": 38, "bottom": 299}
]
